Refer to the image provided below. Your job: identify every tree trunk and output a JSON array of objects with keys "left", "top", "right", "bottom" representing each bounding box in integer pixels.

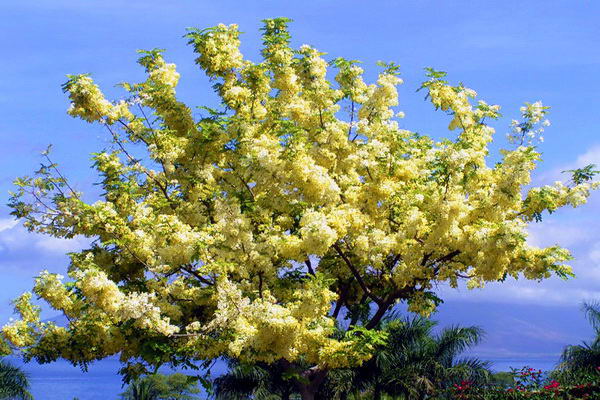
[
  {"left": 373, "top": 381, "right": 382, "bottom": 400},
  {"left": 296, "top": 367, "right": 327, "bottom": 400},
  {"left": 299, "top": 386, "right": 315, "bottom": 400}
]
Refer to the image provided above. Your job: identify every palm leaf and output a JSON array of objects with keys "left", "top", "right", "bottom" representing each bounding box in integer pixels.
[
  {"left": 0, "top": 359, "right": 33, "bottom": 400},
  {"left": 582, "top": 301, "right": 600, "bottom": 332}
]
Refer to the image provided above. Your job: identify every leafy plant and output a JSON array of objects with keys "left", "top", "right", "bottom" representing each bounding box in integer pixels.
[
  {"left": 0, "top": 359, "right": 32, "bottom": 400},
  {"left": 120, "top": 373, "right": 201, "bottom": 400}
]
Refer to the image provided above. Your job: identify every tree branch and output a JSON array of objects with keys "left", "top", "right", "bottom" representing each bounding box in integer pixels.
[
  {"left": 365, "top": 302, "right": 389, "bottom": 330},
  {"left": 258, "top": 272, "right": 264, "bottom": 298},
  {"left": 333, "top": 243, "right": 382, "bottom": 305},
  {"left": 305, "top": 258, "right": 315, "bottom": 276},
  {"left": 181, "top": 265, "right": 214, "bottom": 286},
  {"left": 386, "top": 253, "right": 402, "bottom": 271},
  {"left": 42, "top": 153, "right": 80, "bottom": 200},
  {"left": 432, "top": 250, "right": 461, "bottom": 266},
  {"left": 365, "top": 285, "right": 416, "bottom": 329},
  {"left": 103, "top": 122, "right": 176, "bottom": 207},
  {"left": 331, "top": 281, "right": 349, "bottom": 319}
]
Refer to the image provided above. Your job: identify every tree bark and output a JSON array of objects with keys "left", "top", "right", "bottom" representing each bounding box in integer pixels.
[
  {"left": 373, "top": 381, "right": 382, "bottom": 400},
  {"left": 296, "top": 367, "right": 327, "bottom": 400},
  {"left": 365, "top": 301, "right": 390, "bottom": 329},
  {"left": 299, "top": 387, "right": 315, "bottom": 400}
]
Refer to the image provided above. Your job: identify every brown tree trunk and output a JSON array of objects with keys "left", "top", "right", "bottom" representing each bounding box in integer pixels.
[
  {"left": 296, "top": 367, "right": 327, "bottom": 400},
  {"left": 299, "top": 386, "right": 315, "bottom": 400}
]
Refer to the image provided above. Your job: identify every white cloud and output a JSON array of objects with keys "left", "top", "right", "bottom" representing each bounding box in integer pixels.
[
  {"left": 527, "top": 221, "right": 590, "bottom": 248},
  {"left": 535, "top": 144, "right": 600, "bottom": 185},
  {"left": 0, "top": 222, "right": 30, "bottom": 252},
  {"left": 0, "top": 219, "right": 87, "bottom": 259},
  {"left": 35, "top": 235, "right": 87, "bottom": 254},
  {"left": 0, "top": 218, "right": 18, "bottom": 233},
  {"left": 573, "top": 145, "right": 600, "bottom": 168},
  {"left": 589, "top": 242, "right": 600, "bottom": 263},
  {"left": 440, "top": 279, "right": 600, "bottom": 307}
]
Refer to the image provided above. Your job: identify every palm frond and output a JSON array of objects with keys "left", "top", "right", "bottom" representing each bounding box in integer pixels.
[
  {"left": 213, "top": 359, "right": 296, "bottom": 400},
  {"left": 0, "top": 359, "right": 33, "bottom": 400},
  {"left": 559, "top": 342, "right": 600, "bottom": 372},
  {"left": 557, "top": 304, "right": 600, "bottom": 374},
  {"left": 434, "top": 325, "right": 484, "bottom": 366},
  {"left": 449, "top": 357, "right": 493, "bottom": 385},
  {"left": 582, "top": 301, "right": 600, "bottom": 332}
]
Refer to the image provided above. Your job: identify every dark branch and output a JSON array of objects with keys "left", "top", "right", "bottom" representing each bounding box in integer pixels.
[
  {"left": 305, "top": 258, "right": 315, "bottom": 276},
  {"left": 331, "top": 281, "right": 349, "bottom": 319},
  {"left": 181, "top": 265, "right": 214, "bottom": 286},
  {"left": 432, "top": 250, "right": 461, "bottom": 266},
  {"left": 333, "top": 243, "right": 382, "bottom": 305},
  {"left": 365, "top": 285, "right": 416, "bottom": 329}
]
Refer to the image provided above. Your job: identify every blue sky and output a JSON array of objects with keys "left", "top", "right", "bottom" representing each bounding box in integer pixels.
[{"left": 2, "top": 0, "right": 600, "bottom": 371}]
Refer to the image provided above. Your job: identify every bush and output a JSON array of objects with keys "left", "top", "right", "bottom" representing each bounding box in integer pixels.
[{"left": 448, "top": 366, "right": 600, "bottom": 400}]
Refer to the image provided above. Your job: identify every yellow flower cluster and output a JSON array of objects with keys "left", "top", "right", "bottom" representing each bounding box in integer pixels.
[
  {"left": 65, "top": 75, "right": 132, "bottom": 124},
  {"left": 4, "top": 18, "right": 597, "bottom": 374},
  {"left": 186, "top": 24, "right": 244, "bottom": 77},
  {"left": 34, "top": 271, "right": 78, "bottom": 316}
]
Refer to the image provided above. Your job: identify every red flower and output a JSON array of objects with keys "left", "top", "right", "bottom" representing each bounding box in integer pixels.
[{"left": 543, "top": 380, "right": 560, "bottom": 390}]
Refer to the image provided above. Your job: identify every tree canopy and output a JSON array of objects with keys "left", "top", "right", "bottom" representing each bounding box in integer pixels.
[{"left": 2, "top": 17, "right": 597, "bottom": 399}]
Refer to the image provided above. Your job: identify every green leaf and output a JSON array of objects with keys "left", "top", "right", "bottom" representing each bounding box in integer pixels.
[{"left": 562, "top": 164, "right": 600, "bottom": 185}]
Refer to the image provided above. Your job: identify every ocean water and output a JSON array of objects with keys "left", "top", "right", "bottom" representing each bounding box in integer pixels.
[
  {"left": 15, "top": 358, "right": 128, "bottom": 400},
  {"left": 9, "top": 357, "right": 557, "bottom": 399}
]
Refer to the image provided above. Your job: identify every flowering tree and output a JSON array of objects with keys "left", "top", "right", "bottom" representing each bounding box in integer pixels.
[{"left": 2, "top": 18, "right": 597, "bottom": 399}]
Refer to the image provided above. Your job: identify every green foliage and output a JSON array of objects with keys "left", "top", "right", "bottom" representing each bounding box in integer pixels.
[
  {"left": 563, "top": 164, "right": 600, "bottom": 186},
  {"left": 329, "top": 57, "right": 361, "bottom": 69},
  {"left": 214, "top": 316, "right": 491, "bottom": 400},
  {"left": 213, "top": 359, "right": 295, "bottom": 400},
  {"left": 120, "top": 373, "right": 201, "bottom": 400},
  {"left": 555, "top": 302, "right": 600, "bottom": 376},
  {"left": 419, "top": 67, "right": 449, "bottom": 94},
  {"left": 449, "top": 379, "right": 600, "bottom": 400},
  {"left": 441, "top": 366, "right": 600, "bottom": 399},
  {"left": 328, "top": 316, "right": 492, "bottom": 399},
  {"left": 61, "top": 73, "right": 91, "bottom": 93},
  {"left": 476, "top": 102, "right": 502, "bottom": 120},
  {"left": 490, "top": 371, "right": 514, "bottom": 388},
  {"left": 0, "top": 359, "right": 32, "bottom": 400},
  {"left": 260, "top": 17, "right": 293, "bottom": 47},
  {"left": 343, "top": 325, "right": 389, "bottom": 353},
  {"left": 137, "top": 49, "right": 167, "bottom": 71},
  {"left": 375, "top": 61, "right": 401, "bottom": 77}
]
